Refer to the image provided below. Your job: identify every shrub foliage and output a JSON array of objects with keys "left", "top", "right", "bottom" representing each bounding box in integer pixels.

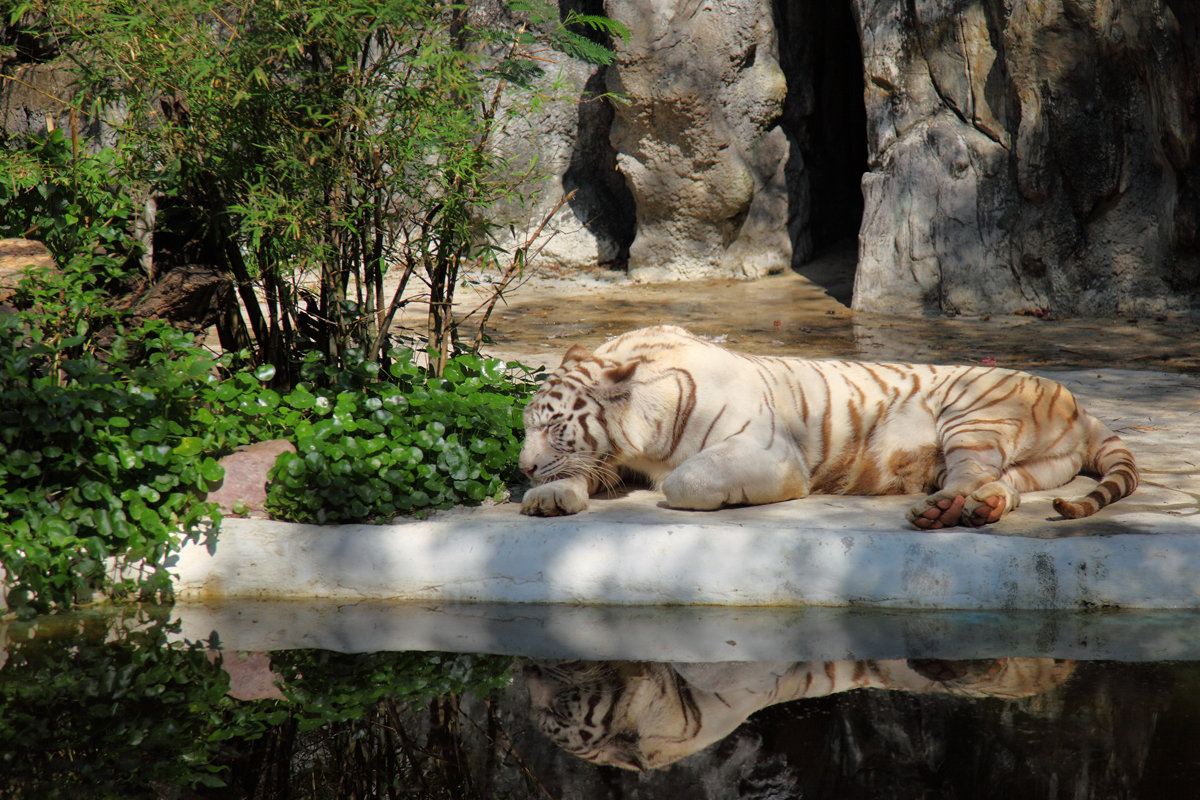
[
  {"left": 10, "top": 0, "right": 625, "bottom": 380},
  {"left": 0, "top": 287, "right": 535, "bottom": 615}
]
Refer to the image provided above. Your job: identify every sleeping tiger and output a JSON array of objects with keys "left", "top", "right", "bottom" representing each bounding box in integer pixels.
[
  {"left": 518, "top": 325, "right": 1137, "bottom": 528},
  {"left": 524, "top": 658, "right": 1075, "bottom": 771}
]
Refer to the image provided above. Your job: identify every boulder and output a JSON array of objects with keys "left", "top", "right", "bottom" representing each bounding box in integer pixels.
[
  {"left": 205, "top": 440, "right": 296, "bottom": 518},
  {"left": 493, "top": 0, "right": 1199, "bottom": 315},
  {"left": 851, "top": 0, "right": 1200, "bottom": 316},
  {"left": 487, "top": 51, "right": 636, "bottom": 272},
  {"left": 0, "top": 239, "right": 55, "bottom": 304},
  {"left": 605, "top": 0, "right": 791, "bottom": 280}
]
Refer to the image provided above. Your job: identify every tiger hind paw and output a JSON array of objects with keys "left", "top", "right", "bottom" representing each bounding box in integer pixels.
[{"left": 908, "top": 484, "right": 1017, "bottom": 529}]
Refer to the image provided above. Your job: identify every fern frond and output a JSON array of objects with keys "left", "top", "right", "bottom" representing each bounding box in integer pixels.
[
  {"left": 565, "top": 13, "right": 631, "bottom": 44},
  {"left": 555, "top": 31, "right": 617, "bottom": 66}
]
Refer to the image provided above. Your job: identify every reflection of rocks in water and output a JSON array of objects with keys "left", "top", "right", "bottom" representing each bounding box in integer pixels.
[{"left": 522, "top": 658, "right": 1075, "bottom": 771}]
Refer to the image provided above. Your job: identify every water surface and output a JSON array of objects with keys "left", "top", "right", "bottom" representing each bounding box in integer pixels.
[{"left": 4, "top": 604, "right": 1200, "bottom": 799}]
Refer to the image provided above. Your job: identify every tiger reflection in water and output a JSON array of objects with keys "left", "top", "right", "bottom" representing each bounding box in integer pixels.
[{"left": 524, "top": 658, "right": 1074, "bottom": 771}]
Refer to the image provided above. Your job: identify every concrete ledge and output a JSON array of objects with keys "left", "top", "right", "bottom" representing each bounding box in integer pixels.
[{"left": 170, "top": 493, "right": 1200, "bottom": 609}]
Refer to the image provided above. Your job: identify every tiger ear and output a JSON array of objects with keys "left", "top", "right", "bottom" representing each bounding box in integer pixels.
[
  {"left": 602, "top": 360, "right": 638, "bottom": 385},
  {"left": 560, "top": 344, "right": 592, "bottom": 367}
]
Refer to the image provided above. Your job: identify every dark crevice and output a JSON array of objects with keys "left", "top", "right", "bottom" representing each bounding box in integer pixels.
[
  {"left": 773, "top": 0, "right": 867, "bottom": 300},
  {"left": 559, "top": 0, "right": 635, "bottom": 269},
  {"left": 1, "top": 14, "right": 61, "bottom": 67},
  {"left": 559, "top": 0, "right": 611, "bottom": 46},
  {"left": 562, "top": 69, "right": 636, "bottom": 270}
]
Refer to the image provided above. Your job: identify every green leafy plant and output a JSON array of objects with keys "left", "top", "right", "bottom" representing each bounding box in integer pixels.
[
  {"left": 0, "top": 309, "right": 225, "bottom": 617},
  {"left": 265, "top": 351, "right": 537, "bottom": 523},
  {"left": 0, "top": 129, "right": 138, "bottom": 273},
  {"left": 0, "top": 130, "right": 143, "bottom": 348}
]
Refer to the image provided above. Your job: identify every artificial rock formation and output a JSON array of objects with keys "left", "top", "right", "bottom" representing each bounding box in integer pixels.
[
  {"left": 604, "top": 0, "right": 791, "bottom": 280},
  {"left": 490, "top": 0, "right": 792, "bottom": 280},
  {"left": 503, "top": 0, "right": 1200, "bottom": 315},
  {"left": 6, "top": 3, "right": 1198, "bottom": 315},
  {"left": 851, "top": 0, "right": 1200, "bottom": 316}
]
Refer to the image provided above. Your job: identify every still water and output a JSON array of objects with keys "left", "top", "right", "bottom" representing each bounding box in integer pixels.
[{"left": 3, "top": 603, "right": 1200, "bottom": 799}]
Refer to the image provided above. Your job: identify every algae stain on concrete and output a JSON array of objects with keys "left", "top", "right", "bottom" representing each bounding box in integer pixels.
[{"left": 1033, "top": 553, "right": 1060, "bottom": 606}]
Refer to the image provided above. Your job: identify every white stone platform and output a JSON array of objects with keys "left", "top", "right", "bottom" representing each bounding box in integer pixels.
[{"left": 170, "top": 369, "right": 1200, "bottom": 611}]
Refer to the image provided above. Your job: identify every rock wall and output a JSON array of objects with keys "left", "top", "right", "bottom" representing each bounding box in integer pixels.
[
  {"left": 7, "top": 3, "right": 1199, "bottom": 314},
  {"left": 852, "top": 0, "right": 1200, "bottom": 316},
  {"left": 604, "top": 0, "right": 792, "bottom": 280}
]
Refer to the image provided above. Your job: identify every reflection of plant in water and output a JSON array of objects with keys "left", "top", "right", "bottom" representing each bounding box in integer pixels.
[
  {"left": 271, "top": 650, "right": 514, "bottom": 723},
  {"left": 0, "top": 605, "right": 233, "bottom": 796},
  {"left": 0, "top": 609, "right": 516, "bottom": 797},
  {"left": 216, "top": 650, "right": 527, "bottom": 798}
]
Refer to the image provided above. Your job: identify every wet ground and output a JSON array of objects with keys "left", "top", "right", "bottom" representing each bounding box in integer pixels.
[{"left": 456, "top": 246, "right": 1200, "bottom": 373}]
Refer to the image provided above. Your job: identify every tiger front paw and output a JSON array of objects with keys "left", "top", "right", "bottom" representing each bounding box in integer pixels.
[{"left": 520, "top": 479, "right": 589, "bottom": 517}]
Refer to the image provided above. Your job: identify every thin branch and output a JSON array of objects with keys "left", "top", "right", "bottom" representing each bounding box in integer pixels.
[
  {"left": 0, "top": 74, "right": 79, "bottom": 111},
  {"left": 467, "top": 189, "right": 575, "bottom": 351}
]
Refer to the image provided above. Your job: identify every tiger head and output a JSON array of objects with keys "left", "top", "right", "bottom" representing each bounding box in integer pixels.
[
  {"left": 518, "top": 345, "right": 638, "bottom": 489},
  {"left": 523, "top": 660, "right": 716, "bottom": 772}
]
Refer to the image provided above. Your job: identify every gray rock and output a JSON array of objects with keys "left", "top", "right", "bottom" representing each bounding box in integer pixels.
[
  {"left": 486, "top": 50, "right": 635, "bottom": 272},
  {"left": 606, "top": 0, "right": 792, "bottom": 280},
  {"left": 851, "top": 0, "right": 1200, "bottom": 317},
  {"left": 491, "top": 0, "right": 1198, "bottom": 315}
]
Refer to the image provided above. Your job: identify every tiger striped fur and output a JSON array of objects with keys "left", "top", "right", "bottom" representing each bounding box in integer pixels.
[
  {"left": 518, "top": 325, "right": 1137, "bottom": 528},
  {"left": 525, "top": 658, "right": 1075, "bottom": 770}
]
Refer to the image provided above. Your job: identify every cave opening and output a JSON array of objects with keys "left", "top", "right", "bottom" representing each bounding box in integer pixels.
[{"left": 774, "top": 0, "right": 867, "bottom": 305}]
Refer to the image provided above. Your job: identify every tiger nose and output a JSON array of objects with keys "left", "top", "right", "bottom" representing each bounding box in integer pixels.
[{"left": 520, "top": 464, "right": 535, "bottom": 477}]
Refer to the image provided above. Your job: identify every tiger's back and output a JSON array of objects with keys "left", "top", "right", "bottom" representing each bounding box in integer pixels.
[{"left": 519, "top": 325, "right": 1137, "bottom": 527}]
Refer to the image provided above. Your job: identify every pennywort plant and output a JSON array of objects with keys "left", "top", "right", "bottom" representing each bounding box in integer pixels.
[
  {"left": 0, "top": 264, "right": 538, "bottom": 616},
  {"left": 265, "top": 350, "right": 534, "bottom": 523},
  {"left": 0, "top": 310, "right": 225, "bottom": 617}
]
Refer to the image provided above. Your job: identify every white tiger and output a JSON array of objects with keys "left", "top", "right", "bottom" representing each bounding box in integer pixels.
[
  {"left": 518, "top": 325, "right": 1137, "bottom": 528},
  {"left": 525, "top": 658, "right": 1076, "bottom": 771}
]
